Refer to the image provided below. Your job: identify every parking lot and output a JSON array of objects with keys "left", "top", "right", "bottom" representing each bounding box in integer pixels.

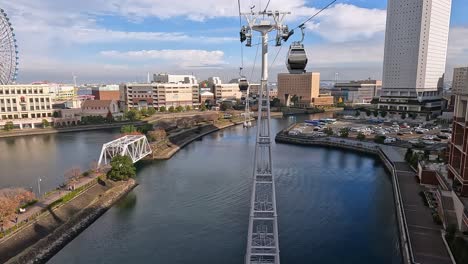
[{"left": 287, "top": 117, "right": 451, "bottom": 149}]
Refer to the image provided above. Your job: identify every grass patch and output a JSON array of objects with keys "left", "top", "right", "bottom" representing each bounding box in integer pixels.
[{"left": 47, "top": 183, "right": 89, "bottom": 209}]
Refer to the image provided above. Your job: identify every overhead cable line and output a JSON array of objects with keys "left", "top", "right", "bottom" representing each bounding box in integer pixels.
[{"left": 292, "top": 0, "right": 337, "bottom": 31}]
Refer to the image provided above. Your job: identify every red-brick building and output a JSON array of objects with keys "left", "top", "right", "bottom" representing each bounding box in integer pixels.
[
  {"left": 448, "top": 67, "right": 468, "bottom": 196},
  {"left": 91, "top": 85, "right": 120, "bottom": 101}
]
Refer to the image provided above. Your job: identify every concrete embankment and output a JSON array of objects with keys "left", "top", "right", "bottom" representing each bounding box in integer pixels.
[
  {"left": 0, "top": 122, "right": 145, "bottom": 139},
  {"left": 151, "top": 122, "right": 238, "bottom": 159},
  {"left": 2, "top": 179, "right": 137, "bottom": 264},
  {"left": 150, "top": 112, "right": 283, "bottom": 160}
]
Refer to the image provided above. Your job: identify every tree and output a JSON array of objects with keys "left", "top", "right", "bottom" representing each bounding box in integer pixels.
[
  {"left": 357, "top": 132, "right": 366, "bottom": 141},
  {"left": 64, "top": 167, "right": 81, "bottom": 187},
  {"left": 373, "top": 110, "right": 379, "bottom": 117},
  {"left": 168, "top": 106, "right": 175, "bottom": 113},
  {"left": 90, "top": 161, "right": 99, "bottom": 173},
  {"left": 374, "top": 135, "right": 386, "bottom": 144},
  {"left": 339, "top": 128, "right": 349, "bottom": 138},
  {"left": 380, "top": 111, "right": 387, "bottom": 118},
  {"left": 401, "top": 112, "right": 407, "bottom": 120},
  {"left": 52, "top": 111, "right": 60, "bottom": 118},
  {"left": 405, "top": 149, "right": 413, "bottom": 162},
  {"left": 355, "top": 110, "right": 361, "bottom": 117},
  {"left": 411, "top": 113, "right": 417, "bottom": 120},
  {"left": 185, "top": 105, "right": 191, "bottom": 111},
  {"left": 121, "top": 125, "right": 138, "bottom": 134},
  {"left": 176, "top": 105, "right": 184, "bottom": 112},
  {"left": 147, "top": 107, "right": 156, "bottom": 116},
  {"left": 365, "top": 109, "right": 371, "bottom": 117},
  {"left": 140, "top": 108, "right": 148, "bottom": 117},
  {"left": 147, "top": 128, "right": 166, "bottom": 142},
  {"left": 323, "top": 127, "right": 334, "bottom": 136},
  {"left": 220, "top": 101, "right": 233, "bottom": 111},
  {"left": 3, "top": 121, "right": 14, "bottom": 131},
  {"left": 107, "top": 155, "right": 136, "bottom": 181},
  {"left": 137, "top": 124, "right": 153, "bottom": 134},
  {"left": 125, "top": 109, "right": 141, "bottom": 121},
  {"left": 159, "top": 106, "right": 167, "bottom": 112},
  {"left": 106, "top": 111, "right": 113, "bottom": 122},
  {"left": 200, "top": 104, "right": 207, "bottom": 111},
  {"left": 42, "top": 119, "right": 50, "bottom": 128},
  {"left": 0, "top": 188, "right": 35, "bottom": 222}
]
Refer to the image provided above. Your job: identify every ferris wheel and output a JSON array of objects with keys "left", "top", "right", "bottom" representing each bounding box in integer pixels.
[{"left": 0, "top": 9, "right": 18, "bottom": 85}]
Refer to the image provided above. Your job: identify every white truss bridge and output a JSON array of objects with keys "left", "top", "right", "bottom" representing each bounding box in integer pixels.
[{"left": 98, "top": 135, "right": 152, "bottom": 166}]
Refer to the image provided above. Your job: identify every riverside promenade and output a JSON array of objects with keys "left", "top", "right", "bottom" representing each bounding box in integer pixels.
[{"left": 276, "top": 133, "right": 454, "bottom": 264}]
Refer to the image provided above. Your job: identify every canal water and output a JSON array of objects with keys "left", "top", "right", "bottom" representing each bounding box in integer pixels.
[{"left": 0, "top": 115, "right": 401, "bottom": 263}]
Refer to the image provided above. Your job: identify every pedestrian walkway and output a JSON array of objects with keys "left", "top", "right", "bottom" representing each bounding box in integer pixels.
[{"left": 1, "top": 174, "right": 96, "bottom": 235}]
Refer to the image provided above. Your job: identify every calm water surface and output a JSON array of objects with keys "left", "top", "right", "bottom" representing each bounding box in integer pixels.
[{"left": 0, "top": 116, "right": 401, "bottom": 263}]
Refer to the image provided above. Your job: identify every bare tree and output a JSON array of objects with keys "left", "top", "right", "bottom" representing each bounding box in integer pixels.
[
  {"left": 64, "top": 167, "right": 81, "bottom": 189},
  {"left": 90, "top": 161, "right": 99, "bottom": 173},
  {"left": 0, "top": 188, "right": 35, "bottom": 222}
]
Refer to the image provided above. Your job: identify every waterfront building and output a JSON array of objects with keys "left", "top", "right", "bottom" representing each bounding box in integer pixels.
[
  {"left": 0, "top": 84, "right": 53, "bottom": 129},
  {"left": 120, "top": 82, "right": 198, "bottom": 110},
  {"left": 277, "top": 72, "right": 333, "bottom": 107},
  {"left": 331, "top": 80, "right": 382, "bottom": 104},
  {"left": 91, "top": 85, "right": 120, "bottom": 100},
  {"left": 377, "top": 0, "right": 452, "bottom": 116},
  {"left": 81, "top": 100, "right": 120, "bottom": 118},
  {"left": 209, "top": 77, "right": 242, "bottom": 101}
]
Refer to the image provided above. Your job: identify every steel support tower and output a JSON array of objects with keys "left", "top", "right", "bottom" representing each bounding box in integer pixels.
[{"left": 241, "top": 10, "right": 290, "bottom": 264}]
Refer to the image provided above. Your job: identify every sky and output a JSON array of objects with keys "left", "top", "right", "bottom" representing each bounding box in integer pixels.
[{"left": 1, "top": 0, "right": 467, "bottom": 84}]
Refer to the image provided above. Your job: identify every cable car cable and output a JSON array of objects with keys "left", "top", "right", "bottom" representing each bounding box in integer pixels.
[{"left": 291, "top": 0, "right": 337, "bottom": 31}]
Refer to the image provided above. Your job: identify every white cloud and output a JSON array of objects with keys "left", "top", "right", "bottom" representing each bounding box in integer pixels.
[
  {"left": 447, "top": 27, "right": 468, "bottom": 66},
  {"left": 305, "top": 4, "right": 386, "bottom": 42},
  {"left": 100, "top": 49, "right": 226, "bottom": 68}
]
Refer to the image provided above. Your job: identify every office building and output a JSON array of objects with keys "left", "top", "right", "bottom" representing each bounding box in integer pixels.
[
  {"left": 377, "top": 0, "right": 452, "bottom": 115},
  {"left": 0, "top": 84, "right": 54, "bottom": 129},
  {"left": 209, "top": 77, "right": 242, "bottom": 101},
  {"left": 332, "top": 80, "right": 382, "bottom": 104},
  {"left": 277, "top": 72, "right": 333, "bottom": 107}
]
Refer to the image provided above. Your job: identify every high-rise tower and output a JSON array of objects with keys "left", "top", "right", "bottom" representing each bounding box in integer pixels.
[{"left": 377, "top": 0, "right": 452, "bottom": 117}]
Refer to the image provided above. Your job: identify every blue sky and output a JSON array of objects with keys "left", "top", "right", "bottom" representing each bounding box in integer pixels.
[{"left": 1, "top": 0, "right": 467, "bottom": 83}]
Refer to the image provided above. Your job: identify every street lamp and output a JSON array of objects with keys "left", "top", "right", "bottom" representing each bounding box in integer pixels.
[{"left": 37, "top": 177, "right": 42, "bottom": 197}]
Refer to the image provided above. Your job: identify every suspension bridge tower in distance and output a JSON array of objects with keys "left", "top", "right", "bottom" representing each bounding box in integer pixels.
[{"left": 240, "top": 10, "right": 291, "bottom": 264}]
